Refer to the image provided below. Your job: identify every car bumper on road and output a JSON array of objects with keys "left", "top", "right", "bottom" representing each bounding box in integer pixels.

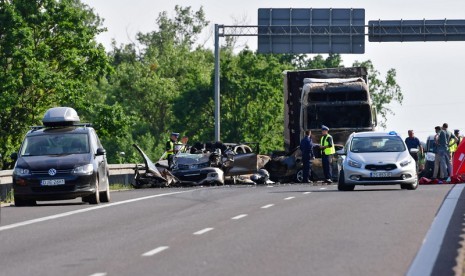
[
  {"left": 343, "top": 166, "right": 417, "bottom": 185},
  {"left": 13, "top": 175, "right": 96, "bottom": 200}
]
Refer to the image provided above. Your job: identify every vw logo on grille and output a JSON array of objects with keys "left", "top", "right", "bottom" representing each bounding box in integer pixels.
[{"left": 48, "top": 168, "right": 57, "bottom": 176}]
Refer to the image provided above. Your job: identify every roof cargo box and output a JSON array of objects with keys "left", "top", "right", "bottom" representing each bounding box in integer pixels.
[{"left": 42, "top": 107, "right": 80, "bottom": 127}]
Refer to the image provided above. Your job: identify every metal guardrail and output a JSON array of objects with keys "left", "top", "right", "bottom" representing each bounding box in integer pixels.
[{"left": 0, "top": 164, "right": 137, "bottom": 201}]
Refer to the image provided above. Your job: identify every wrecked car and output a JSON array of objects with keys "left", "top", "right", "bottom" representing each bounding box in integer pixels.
[
  {"left": 266, "top": 144, "right": 342, "bottom": 183},
  {"left": 133, "top": 144, "right": 178, "bottom": 188},
  {"left": 169, "top": 151, "right": 225, "bottom": 186}
]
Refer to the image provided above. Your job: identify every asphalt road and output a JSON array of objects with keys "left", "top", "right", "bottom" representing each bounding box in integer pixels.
[{"left": 0, "top": 183, "right": 460, "bottom": 276}]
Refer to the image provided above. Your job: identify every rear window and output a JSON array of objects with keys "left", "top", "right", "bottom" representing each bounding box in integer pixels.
[
  {"left": 20, "top": 133, "right": 89, "bottom": 156},
  {"left": 350, "top": 136, "right": 405, "bottom": 153}
]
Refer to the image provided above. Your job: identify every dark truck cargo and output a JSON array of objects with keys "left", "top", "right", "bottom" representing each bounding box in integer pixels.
[{"left": 284, "top": 67, "right": 377, "bottom": 151}]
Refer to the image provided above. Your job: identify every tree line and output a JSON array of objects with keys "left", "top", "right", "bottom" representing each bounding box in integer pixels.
[{"left": 0, "top": 1, "right": 403, "bottom": 168}]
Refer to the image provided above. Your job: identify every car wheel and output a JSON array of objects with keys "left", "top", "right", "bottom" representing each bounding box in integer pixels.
[
  {"left": 14, "top": 195, "right": 36, "bottom": 207},
  {"left": 401, "top": 181, "right": 418, "bottom": 190},
  {"left": 295, "top": 169, "right": 303, "bottom": 183},
  {"left": 100, "top": 175, "right": 111, "bottom": 203},
  {"left": 337, "top": 170, "right": 354, "bottom": 191},
  {"left": 84, "top": 178, "right": 100, "bottom": 204}
]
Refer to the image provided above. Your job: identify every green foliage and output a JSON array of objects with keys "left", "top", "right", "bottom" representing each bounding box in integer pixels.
[
  {"left": 0, "top": 3, "right": 404, "bottom": 167},
  {"left": 353, "top": 60, "right": 403, "bottom": 128},
  {"left": 218, "top": 48, "right": 293, "bottom": 153},
  {"left": 0, "top": 0, "right": 110, "bottom": 168}
]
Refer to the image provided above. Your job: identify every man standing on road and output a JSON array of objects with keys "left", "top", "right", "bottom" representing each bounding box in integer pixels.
[
  {"left": 165, "top": 132, "right": 180, "bottom": 168},
  {"left": 432, "top": 126, "right": 444, "bottom": 179},
  {"left": 320, "top": 125, "right": 335, "bottom": 184},
  {"left": 405, "top": 130, "right": 423, "bottom": 171},
  {"left": 300, "top": 130, "right": 315, "bottom": 183},
  {"left": 437, "top": 123, "right": 458, "bottom": 178}
]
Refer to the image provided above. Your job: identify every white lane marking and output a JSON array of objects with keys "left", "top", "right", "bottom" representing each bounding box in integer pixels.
[
  {"left": 284, "top": 196, "right": 295, "bottom": 200},
  {"left": 0, "top": 190, "right": 195, "bottom": 232},
  {"left": 193, "top": 228, "right": 214, "bottom": 235},
  {"left": 303, "top": 192, "right": 312, "bottom": 195},
  {"left": 231, "top": 214, "right": 248, "bottom": 220},
  {"left": 261, "top": 204, "right": 274, "bottom": 209},
  {"left": 407, "top": 184, "right": 464, "bottom": 276},
  {"left": 142, "top": 246, "right": 169, "bottom": 257},
  {"left": 89, "top": 273, "right": 107, "bottom": 276}
]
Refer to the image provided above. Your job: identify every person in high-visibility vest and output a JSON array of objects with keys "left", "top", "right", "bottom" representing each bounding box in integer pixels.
[
  {"left": 164, "top": 132, "right": 179, "bottom": 168},
  {"left": 450, "top": 129, "right": 462, "bottom": 158},
  {"left": 319, "top": 125, "right": 335, "bottom": 184}
]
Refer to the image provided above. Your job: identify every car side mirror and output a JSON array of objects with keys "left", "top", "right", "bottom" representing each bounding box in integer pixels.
[
  {"left": 10, "top": 152, "right": 18, "bottom": 160},
  {"left": 410, "top": 148, "right": 419, "bottom": 154},
  {"left": 96, "top": 148, "right": 106, "bottom": 156},
  {"left": 336, "top": 149, "right": 346, "bottom": 155}
]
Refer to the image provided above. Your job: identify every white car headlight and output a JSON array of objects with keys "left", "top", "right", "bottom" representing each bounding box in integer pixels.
[
  {"left": 71, "top": 164, "right": 94, "bottom": 175},
  {"left": 400, "top": 159, "right": 412, "bottom": 167},
  {"left": 348, "top": 158, "right": 362, "bottom": 168},
  {"left": 14, "top": 167, "right": 30, "bottom": 176}
]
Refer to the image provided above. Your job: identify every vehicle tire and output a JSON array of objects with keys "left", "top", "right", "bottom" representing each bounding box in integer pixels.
[
  {"left": 84, "top": 178, "right": 100, "bottom": 204},
  {"left": 100, "top": 175, "right": 111, "bottom": 203},
  {"left": 14, "top": 195, "right": 36, "bottom": 207},
  {"left": 401, "top": 181, "right": 419, "bottom": 190},
  {"left": 337, "top": 170, "right": 355, "bottom": 191},
  {"left": 295, "top": 169, "right": 303, "bottom": 183}
]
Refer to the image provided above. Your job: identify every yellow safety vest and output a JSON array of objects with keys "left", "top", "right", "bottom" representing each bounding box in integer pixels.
[
  {"left": 450, "top": 136, "right": 462, "bottom": 153},
  {"left": 166, "top": 140, "right": 175, "bottom": 157},
  {"left": 320, "top": 134, "right": 336, "bottom": 155}
]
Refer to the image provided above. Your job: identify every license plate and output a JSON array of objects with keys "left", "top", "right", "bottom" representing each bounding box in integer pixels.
[
  {"left": 370, "top": 172, "right": 392, "bottom": 178},
  {"left": 41, "top": 179, "right": 65, "bottom": 186}
]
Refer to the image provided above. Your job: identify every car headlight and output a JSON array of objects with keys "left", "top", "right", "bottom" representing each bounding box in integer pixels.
[
  {"left": 348, "top": 158, "right": 362, "bottom": 168},
  {"left": 14, "top": 167, "right": 30, "bottom": 176},
  {"left": 400, "top": 159, "right": 412, "bottom": 167},
  {"left": 71, "top": 164, "right": 94, "bottom": 175},
  {"left": 425, "top": 153, "right": 435, "bottom": 162}
]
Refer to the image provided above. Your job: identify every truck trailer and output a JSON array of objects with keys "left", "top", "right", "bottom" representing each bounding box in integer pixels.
[{"left": 283, "top": 67, "right": 377, "bottom": 151}]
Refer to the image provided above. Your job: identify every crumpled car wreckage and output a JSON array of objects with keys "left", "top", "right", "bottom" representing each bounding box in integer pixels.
[
  {"left": 265, "top": 144, "right": 343, "bottom": 183},
  {"left": 132, "top": 142, "right": 270, "bottom": 187}
]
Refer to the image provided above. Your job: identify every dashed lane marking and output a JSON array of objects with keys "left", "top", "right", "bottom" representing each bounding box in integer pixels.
[
  {"left": 231, "top": 214, "right": 248, "bottom": 220},
  {"left": 284, "top": 197, "right": 295, "bottom": 200},
  {"left": 0, "top": 190, "right": 195, "bottom": 232},
  {"left": 89, "top": 273, "right": 107, "bottom": 276},
  {"left": 142, "top": 246, "right": 169, "bottom": 257},
  {"left": 261, "top": 204, "right": 274, "bottom": 209},
  {"left": 193, "top": 228, "right": 214, "bottom": 235},
  {"left": 303, "top": 192, "right": 312, "bottom": 195}
]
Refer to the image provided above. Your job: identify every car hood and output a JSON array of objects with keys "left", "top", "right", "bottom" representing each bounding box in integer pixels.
[
  {"left": 349, "top": 151, "right": 410, "bottom": 164},
  {"left": 17, "top": 154, "right": 92, "bottom": 170}
]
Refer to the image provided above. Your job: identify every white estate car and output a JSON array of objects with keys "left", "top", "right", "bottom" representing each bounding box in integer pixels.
[{"left": 336, "top": 131, "right": 418, "bottom": 191}]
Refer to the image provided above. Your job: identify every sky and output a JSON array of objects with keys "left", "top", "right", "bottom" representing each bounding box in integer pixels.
[{"left": 81, "top": 0, "right": 465, "bottom": 143}]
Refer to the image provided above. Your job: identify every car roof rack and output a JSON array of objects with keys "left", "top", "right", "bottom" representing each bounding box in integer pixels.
[{"left": 29, "top": 123, "right": 92, "bottom": 131}]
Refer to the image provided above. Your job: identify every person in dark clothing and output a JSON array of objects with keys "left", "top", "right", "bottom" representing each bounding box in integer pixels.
[
  {"left": 300, "top": 129, "right": 315, "bottom": 183},
  {"left": 405, "top": 130, "right": 423, "bottom": 171}
]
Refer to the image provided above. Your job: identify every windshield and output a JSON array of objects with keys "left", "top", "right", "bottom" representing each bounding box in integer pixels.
[
  {"left": 20, "top": 133, "right": 89, "bottom": 156},
  {"left": 350, "top": 136, "right": 405, "bottom": 153}
]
